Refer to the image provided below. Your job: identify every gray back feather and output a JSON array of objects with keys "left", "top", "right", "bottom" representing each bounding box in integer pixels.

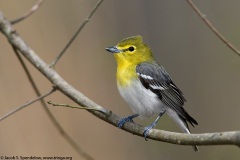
[{"left": 136, "top": 62, "right": 198, "bottom": 126}]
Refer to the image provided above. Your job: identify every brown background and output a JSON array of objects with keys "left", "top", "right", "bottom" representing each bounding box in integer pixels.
[{"left": 0, "top": 0, "right": 240, "bottom": 159}]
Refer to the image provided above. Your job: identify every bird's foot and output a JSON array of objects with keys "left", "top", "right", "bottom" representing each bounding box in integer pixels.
[
  {"left": 143, "top": 122, "right": 156, "bottom": 141},
  {"left": 118, "top": 114, "right": 139, "bottom": 128},
  {"left": 143, "top": 110, "right": 166, "bottom": 140}
]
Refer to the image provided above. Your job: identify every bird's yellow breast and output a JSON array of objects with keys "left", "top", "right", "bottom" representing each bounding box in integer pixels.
[{"left": 115, "top": 54, "right": 138, "bottom": 87}]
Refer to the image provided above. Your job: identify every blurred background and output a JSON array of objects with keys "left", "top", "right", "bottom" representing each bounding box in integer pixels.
[{"left": 0, "top": 0, "right": 240, "bottom": 159}]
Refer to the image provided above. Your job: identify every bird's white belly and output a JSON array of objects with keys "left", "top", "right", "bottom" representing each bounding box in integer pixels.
[{"left": 117, "top": 79, "right": 166, "bottom": 119}]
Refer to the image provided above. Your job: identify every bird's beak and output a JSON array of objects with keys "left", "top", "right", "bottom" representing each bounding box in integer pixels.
[{"left": 106, "top": 46, "right": 121, "bottom": 53}]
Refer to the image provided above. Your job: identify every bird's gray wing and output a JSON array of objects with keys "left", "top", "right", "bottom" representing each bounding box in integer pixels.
[{"left": 136, "top": 62, "right": 198, "bottom": 126}]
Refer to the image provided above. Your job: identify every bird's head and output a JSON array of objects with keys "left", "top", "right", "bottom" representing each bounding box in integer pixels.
[{"left": 106, "top": 36, "right": 153, "bottom": 66}]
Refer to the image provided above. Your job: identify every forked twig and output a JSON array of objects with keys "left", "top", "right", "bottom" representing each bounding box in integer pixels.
[
  {"left": 50, "top": 0, "right": 104, "bottom": 67},
  {"left": 186, "top": 0, "right": 240, "bottom": 56},
  {"left": 11, "top": 0, "right": 44, "bottom": 24}
]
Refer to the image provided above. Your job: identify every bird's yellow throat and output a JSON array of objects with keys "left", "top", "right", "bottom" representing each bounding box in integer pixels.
[{"left": 114, "top": 54, "right": 138, "bottom": 87}]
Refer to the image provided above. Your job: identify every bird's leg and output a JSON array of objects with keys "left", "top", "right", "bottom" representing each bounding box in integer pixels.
[
  {"left": 118, "top": 114, "right": 139, "bottom": 128},
  {"left": 143, "top": 110, "right": 166, "bottom": 140}
]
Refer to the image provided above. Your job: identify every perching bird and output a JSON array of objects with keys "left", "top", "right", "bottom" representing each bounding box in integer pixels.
[{"left": 106, "top": 35, "right": 198, "bottom": 151}]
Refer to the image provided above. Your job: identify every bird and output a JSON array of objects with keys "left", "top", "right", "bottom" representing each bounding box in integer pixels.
[{"left": 106, "top": 35, "right": 198, "bottom": 151}]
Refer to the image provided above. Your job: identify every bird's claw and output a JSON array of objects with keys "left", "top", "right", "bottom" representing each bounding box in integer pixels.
[
  {"left": 118, "top": 117, "right": 134, "bottom": 128},
  {"left": 118, "top": 114, "right": 139, "bottom": 128},
  {"left": 143, "top": 126, "right": 152, "bottom": 141}
]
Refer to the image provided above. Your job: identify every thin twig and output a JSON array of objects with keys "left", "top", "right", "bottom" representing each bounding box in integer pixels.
[
  {"left": 12, "top": 46, "right": 94, "bottom": 160},
  {"left": 48, "top": 101, "right": 107, "bottom": 115},
  {"left": 186, "top": 0, "right": 240, "bottom": 56},
  {"left": 0, "top": 88, "right": 55, "bottom": 122},
  {"left": 11, "top": 0, "right": 44, "bottom": 24},
  {"left": 49, "top": 0, "right": 104, "bottom": 67}
]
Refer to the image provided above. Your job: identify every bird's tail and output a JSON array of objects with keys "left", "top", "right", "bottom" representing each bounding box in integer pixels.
[
  {"left": 192, "top": 145, "right": 198, "bottom": 152},
  {"left": 166, "top": 109, "right": 198, "bottom": 151},
  {"left": 176, "top": 118, "right": 198, "bottom": 151},
  {"left": 185, "top": 121, "right": 198, "bottom": 151}
]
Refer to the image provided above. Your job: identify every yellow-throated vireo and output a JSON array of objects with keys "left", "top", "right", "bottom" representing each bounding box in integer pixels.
[{"left": 106, "top": 35, "right": 198, "bottom": 151}]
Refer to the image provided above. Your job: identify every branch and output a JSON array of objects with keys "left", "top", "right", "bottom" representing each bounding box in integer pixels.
[
  {"left": 0, "top": 10, "right": 240, "bottom": 148},
  {"left": 49, "top": 0, "right": 104, "bottom": 67},
  {"left": 0, "top": 88, "right": 55, "bottom": 121},
  {"left": 11, "top": 0, "right": 44, "bottom": 24},
  {"left": 186, "top": 0, "right": 240, "bottom": 57},
  {"left": 11, "top": 46, "right": 94, "bottom": 160}
]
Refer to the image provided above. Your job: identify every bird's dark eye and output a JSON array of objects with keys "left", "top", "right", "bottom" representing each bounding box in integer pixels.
[{"left": 128, "top": 46, "right": 135, "bottom": 52}]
